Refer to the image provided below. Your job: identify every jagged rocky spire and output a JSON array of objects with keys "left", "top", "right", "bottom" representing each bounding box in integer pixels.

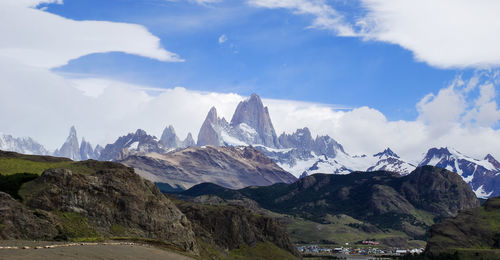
[
  {"left": 160, "top": 125, "right": 181, "bottom": 148},
  {"left": 230, "top": 94, "right": 279, "bottom": 148},
  {"left": 197, "top": 107, "right": 224, "bottom": 146},
  {"left": 54, "top": 126, "right": 81, "bottom": 161}
]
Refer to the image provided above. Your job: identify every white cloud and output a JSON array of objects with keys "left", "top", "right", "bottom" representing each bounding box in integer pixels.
[
  {"left": 248, "top": 0, "right": 355, "bottom": 36},
  {"left": 218, "top": 34, "right": 228, "bottom": 44},
  {"left": 251, "top": 0, "right": 500, "bottom": 68},
  {"left": 2, "top": 61, "right": 500, "bottom": 163},
  {"left": 0, "top": 0, "right": 182, "bottom": 69},
  {"left": 358, "top": 0, "right": 500, "bottom": 68},
  {"left": 192, "top": 0, "right": 222, "bottom": 4},
  {"left": 416, "top": 80, "right": 466, "bottom": 137}
]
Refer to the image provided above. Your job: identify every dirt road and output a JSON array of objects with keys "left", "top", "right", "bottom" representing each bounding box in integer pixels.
[{"left": 0, "top": 241, "right": 195, "bottom": 260}]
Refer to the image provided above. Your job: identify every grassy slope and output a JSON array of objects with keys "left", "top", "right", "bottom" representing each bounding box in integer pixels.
[
  {"left": 0, "top": 151, "right": 135, "bottom": 202},
  {"left": 196, "top": 240, "right": 299, "bottom": 260},
  {"left": 287, "top": 214, "right": 426, "bottom": 248},
  {"left": 0, "top": 157, "right": 118, "bottom": 176},
  {"left": 229, "top": 242, "right": 299, "bottom": 260},
  {"left": 426, "top": 198, "right": 500, "bottom": 259}
]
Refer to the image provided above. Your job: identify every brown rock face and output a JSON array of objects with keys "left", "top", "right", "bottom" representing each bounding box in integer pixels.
[
  {"left": 22, "top": 163, "right": 198, "bottom": 253},
  {"left": 0, "top": 192, "right": 58, "bottom": 240},
  {"left": 176, "top": 200, "right": 300, "bottom": 257},
  {"left": 120, "top": 146, "right": 297, "bottom": 190}
]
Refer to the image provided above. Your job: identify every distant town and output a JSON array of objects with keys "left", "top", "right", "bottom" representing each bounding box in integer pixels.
[{"left": 297, "top": 242, "right": 424, "bottom": 258}]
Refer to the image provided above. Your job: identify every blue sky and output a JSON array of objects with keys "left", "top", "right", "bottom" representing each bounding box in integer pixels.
[{"left": 47, "top": 0, "right": 464, "bottom": 121}]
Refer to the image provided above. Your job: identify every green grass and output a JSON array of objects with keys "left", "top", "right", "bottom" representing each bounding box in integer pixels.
[
  {"left": 196, "top": 239, "right": 229, "bottom": 260},
  {"left": 110, "top": 224, "right": 127, "bottom": 236},
  {"left": 0, "top": 157, "right": 128, "bottom": 176},
  {"left": 55, "top": 211, "right": 101, "bottom": 241},
  {"left": 0, "top": 158, "right": 75, "bottom": 175},
  {"left": 229, "top": 242, "right": 299, "bottom": 260},
  {"left": 441, "top": 248, "right": 500, "bottom": 260},
  {"left": 287, "top": 214, "right": 414, "bottom": 246},
  {"left": 481, "top": 207, "right": 500, "bottom": 232}
]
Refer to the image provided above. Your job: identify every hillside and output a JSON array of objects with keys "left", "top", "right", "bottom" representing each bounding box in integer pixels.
[
  {"left": 0, "top": 158, "right": 198, "bottom": 253},
  {"left": 174, "top": 199, "right": 300, "bottom": 259},
  {"left": 0, "top": 150, "right": 300, "bottom": 259},
  {"left": 119, "top": 145, "right": 296, "bottom": 190},
  {"left": 425, "top": 196, "right": 500, "bottom": 259},
  {"left": 182, "top": 166, "right": 479, "bottom": 242}
]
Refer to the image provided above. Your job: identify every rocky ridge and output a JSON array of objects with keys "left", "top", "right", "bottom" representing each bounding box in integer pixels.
[
  {"left": 119, "top": 145, "right": 297, "bottom": 190},
  {"left": 160, "top": 125, "right": 195, "bottom": 149},
  {"left": 182, "top": 166, "right": 479, "bottom": 240}
]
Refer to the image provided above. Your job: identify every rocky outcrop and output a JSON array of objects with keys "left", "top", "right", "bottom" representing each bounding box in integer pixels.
[
  {"left": 160, "top": 125, "right": 181, "bottom": 149},
  {"left": 182, "top": 133, "right": 195, "bottom": 147},
  {"left": 425, "top": 196, "right": 500, "bottom": 258},
  {"left": 230, "top": 94, "right": 279, "bottom": 148},
  {"left": 278, "top": 127, "right": 345, "bottom": 158},
  {"left": 278, "top": 128, "right": 315, "bottom": 152},
  {"left": 197, "top": 107, "right": 226, "bottom": 146},
  {"left": 176, "top": 200, "right": 300, "bottom": 257},
  {"left": 160, "top": 125, "right": 195, "bottom": 149},
  {"left": 99, "top": 129, "right": 163, "bottom": 161},
  {"left": 0, "top": 192, "right": 59, "bottom": 240},
  {"left": 20, "top": 163, "right": 198, "bottom": 253},
  {"left": 54, "top": 126, "right": 81, "bottom": 161},
  {"left": 119, "top": 145, "right": 297, "bottom": 190},
  {"left": 400, "top": 166, "right": 480, "bottom": 218},
  {"left": 79, "top": 138, "right": 101, "bottom": 160}
]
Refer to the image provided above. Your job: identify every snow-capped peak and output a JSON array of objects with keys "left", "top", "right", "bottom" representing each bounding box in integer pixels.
[
  {"left": 373, "top": 148, "right": 399, "bottom": 159},
  {"left": 484, "top": 154, "right": 500, "bottom": 169}
]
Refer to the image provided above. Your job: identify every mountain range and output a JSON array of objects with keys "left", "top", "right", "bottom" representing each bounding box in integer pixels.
[{"left": 1, "top": 93, "right": 499, "bottom": 197}]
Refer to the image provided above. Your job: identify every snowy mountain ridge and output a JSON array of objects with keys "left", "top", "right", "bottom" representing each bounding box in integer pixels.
[{"left": 1, "top": 94, "right": 499, "bottom": 198}]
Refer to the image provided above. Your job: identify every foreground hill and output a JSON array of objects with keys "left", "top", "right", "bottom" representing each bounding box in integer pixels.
[
  {"left": 0, "top": 158, "right": 198, "bottom": 253},
  {"left": 182, "top": 166, "right": 479, "bottom": 241},
  {"left": 425, "top": 196, "right": 500, "bottom": 259},
  {"left": 119, "top": 145, "right": 296, "bottom": 190},
  {"left": 174, "top": 199, "right": 300, "bottom": 259},
  {"left": 0, "top": 150, "right": 299, "bottom": 259}
]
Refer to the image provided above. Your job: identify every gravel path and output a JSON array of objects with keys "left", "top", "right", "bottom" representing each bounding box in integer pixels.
[{"left": 0, "top": 241, "right": 195, "bottom": 260}]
